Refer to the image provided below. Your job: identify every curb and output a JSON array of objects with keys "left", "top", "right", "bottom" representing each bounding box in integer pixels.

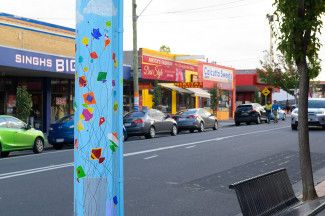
[{"left": 308, "top": 201, "right": 325, "bottom": 216}]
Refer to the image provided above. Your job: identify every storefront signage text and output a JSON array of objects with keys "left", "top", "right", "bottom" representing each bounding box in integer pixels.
[
  {"left": 0, "top": 46, "right": 75, "bottom": 74},
  {"left": 174, "top": 82, "right": 203, "bottom": 88},
  {"left": 142, "top": 55, "right": 197, "bottom": 82},
  {"left": 202, "top": 65, "right": 233, "bottom": 83},
  {"left": 199, "top": 63, "right": 234, "bottom": 90}
]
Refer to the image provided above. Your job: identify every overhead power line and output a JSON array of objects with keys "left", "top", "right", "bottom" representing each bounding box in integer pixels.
[
  {"left": 141, "top": 0, "right": 261, "bottom": 17},
  {"left": 138, "top": 0, "right": 155, "bottom": 18}
]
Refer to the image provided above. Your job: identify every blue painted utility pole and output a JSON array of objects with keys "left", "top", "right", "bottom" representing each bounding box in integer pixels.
[{"left": 75, "top": 0, "right": 123, "bottom": 215}]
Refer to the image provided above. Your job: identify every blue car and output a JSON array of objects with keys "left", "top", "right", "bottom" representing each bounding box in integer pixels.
[
  {"left": 48, "top": 115, "right": 74, "bottom": 150},
  {"left": 48, "top": 115, "right": 127, "bottom": 150}
]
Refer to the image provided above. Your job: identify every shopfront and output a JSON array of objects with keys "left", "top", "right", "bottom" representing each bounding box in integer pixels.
[
  {"left": 0, "top": 45, "right": 75, "bottom": 132},
  {"left": 198, "top": 62, "right": 236, "bottom": 120},
  {"left": 139, "top": 48, "right": 206, "bottom": 114}
]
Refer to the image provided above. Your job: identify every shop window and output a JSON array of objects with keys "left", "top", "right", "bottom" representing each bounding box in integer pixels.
[{"left": 51, "top": 79, "right": 72, "bottom": 122}]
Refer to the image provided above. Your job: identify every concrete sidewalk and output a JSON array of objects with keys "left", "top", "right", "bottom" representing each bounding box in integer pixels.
[{"left": 218, "top": 120, "right": 235, "bottom": 127}]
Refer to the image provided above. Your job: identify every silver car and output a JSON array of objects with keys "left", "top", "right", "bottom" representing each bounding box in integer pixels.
[
  {"left": 123, "top": 109, "right": 177, "bottom": 139},
  {"left": 291, "top": 98, "right": 325, "bottom": 130},
  {"left": 175, "top": 108, "right": 218, "bottom": 133}
]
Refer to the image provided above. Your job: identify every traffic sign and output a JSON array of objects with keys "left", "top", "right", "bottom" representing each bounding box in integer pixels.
[{"left": 261, "top": 87, "right": 271, "bottom": 97}]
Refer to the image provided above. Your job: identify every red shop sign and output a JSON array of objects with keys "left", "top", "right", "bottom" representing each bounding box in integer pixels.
[{"left": 141, "top": 55, "right": 197, "bottom": 82}]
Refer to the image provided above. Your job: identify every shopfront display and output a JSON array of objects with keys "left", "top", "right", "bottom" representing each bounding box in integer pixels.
[{"left": 198, "top": 62, "right": 236, "bottom": 120}]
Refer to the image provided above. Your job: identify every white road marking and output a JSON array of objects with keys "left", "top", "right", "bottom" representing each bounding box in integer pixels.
[
  {"left": 0, "top": 149, "right": 73, "bottom": 161},
  {"left": 124, "top": 126, "right": 289, "bottom": 157},
  {"left": 144, "top": 155, "right": 159, "bottom": 160},
  {"left": 0, "top": 126, "right": 289, "bottom": 180},
  {"left": 186, "top": 145, "right": 196, "bottom": 149},
  {"left": 0, "top": 163, "right": 73, "bottom": 180}
]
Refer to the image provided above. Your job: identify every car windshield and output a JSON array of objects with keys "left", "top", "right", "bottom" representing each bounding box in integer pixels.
[
  {"left": 237, "top": 105, "right": 253, "bottom": 111},
  {"left": 181, "top": 109, "right": 198, "bottom": 116},
  {"left": 125, "top": 112, "right": 145, "bottom": 118},
  {"left": 57, "top": 115, "right": 74, "bottom": 123},
  {"left": 308, "top": 100, "right": 325, "bottom": 109}
]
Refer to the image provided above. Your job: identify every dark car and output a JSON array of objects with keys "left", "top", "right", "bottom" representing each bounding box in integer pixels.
[
  {"left": 175, "top": 108, "right": 218, "bottom": 133},
  {"left": 235, "top": 103, "right": 268, "bottom": 126},
  {"left": 48, "top": 115, "right": 74, "bottom": 150},
  {"left": 49, "top": 115, "right": 127, "bottom": 149},
  {"left": 123, "top": 109, "right": 177, "bottom": 139}
]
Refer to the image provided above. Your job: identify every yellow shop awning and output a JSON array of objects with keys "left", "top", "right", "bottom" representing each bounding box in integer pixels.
[
  {"left": 158, "top": 83, "right": 192, "bottom": 94},
  {"left": 187, "top": 88, "right": 211, "bottom": 98}
]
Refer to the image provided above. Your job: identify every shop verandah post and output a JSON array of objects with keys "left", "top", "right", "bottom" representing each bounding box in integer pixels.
[{"left": 74, "top": 0, "right": 124, "bottom": 215}]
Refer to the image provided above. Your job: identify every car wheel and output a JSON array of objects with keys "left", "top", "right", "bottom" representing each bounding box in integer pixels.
[
  {"left": 256, "top": 116, "right": 261, "bottom": 124},
  {"left": 213, "top": 121, "right": 218, "bottom": 130},
  {"left": 33, "top": 137, "right": 44, "bottom": 154},
  {"left": 198, "top": 122, "right": 205, "bottom": 132},
  {"left": 145, "top": 126, "right": 156, "bottom": 139},
  {"left": 0, "top": 145, "right": 9, "bottom": 158},
  {"left": 171, "top": 125, "right": 177, "bottom": 136},
  {"left": 53, "top": 144, "right": 64, "bottom": 150},
  {"left": 246, "top": 122, "right": 251, "bottom": 125},
  {"left": 189, "top": 129, "right": 195, "bottom": 133},
  {"left": 291, "top": 124, "right": 298, "bottom": 130},
  {"left": 235, "top": 122, "right": 240, "bottom": 126}
]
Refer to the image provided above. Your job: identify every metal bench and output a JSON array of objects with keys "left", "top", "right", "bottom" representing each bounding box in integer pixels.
[{"left": 229, "top": 168, "right": 325, "bottom": 216}]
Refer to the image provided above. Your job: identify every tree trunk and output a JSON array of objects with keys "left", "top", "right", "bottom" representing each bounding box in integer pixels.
[{"left": 297, "top": 61, "right": 318, "bottom": 201}]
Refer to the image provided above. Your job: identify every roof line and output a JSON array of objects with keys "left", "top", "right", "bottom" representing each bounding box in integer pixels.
[{"left": 0, "top": 12, "right": 75, "bottom": 32}]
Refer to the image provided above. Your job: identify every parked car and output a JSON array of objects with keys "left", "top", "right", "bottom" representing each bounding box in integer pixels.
[
  {"left": 175, "top": 108, "right": 218, "bottom": 133},
  {"left": 235, "top": 103, "right": 268, "bottom": 126},
  {"left": 49, "top": 115, "right": 128, "bottom": 149},
  {"left": 123, "top": 109, "right": 177, "bottom": 139},
  {"left": 0, "top": 115, "right": 45, "bottom": 157},
  {"left": 48, "top": 115, "right": 74, "bottom": 150},
  {"left": 291, "top": 98, "right": 325, "bottom": 130},
  {"left": 270, "top": 109, "right": 286, "bottom": 121}
]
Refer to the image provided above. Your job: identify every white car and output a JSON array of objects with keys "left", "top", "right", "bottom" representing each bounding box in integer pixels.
[{"left": 291, "top": 98, "right": 325, "bottom": 130}]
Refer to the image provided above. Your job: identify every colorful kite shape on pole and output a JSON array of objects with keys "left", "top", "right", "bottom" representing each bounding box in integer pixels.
[
  {"left": 76, "top": 165, "right": 86, "bottom": 180},
  {"left": 108, "top": 132, "right": 119, "bottom": 153},
  {"left": 90, "top": 51, "right": 98, "bottom": 59},
  {"left": 97, "top": 72, "right": 108, "bottom": 82},
  {"left": 79, "top": 76, "right": 87, "bottom": 87},
  {"left": 91, "top": 28, "right": 102, "bottom": 40},
  {"left": 99, "top": 117, "right": 105, "bottom": 126},
  {"left": 83, "top": 92, "right": 96, "bottom": 105}
]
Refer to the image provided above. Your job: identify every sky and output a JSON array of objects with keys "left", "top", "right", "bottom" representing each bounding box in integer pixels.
[{"left": 0, "top": 0, "right": 324, "bottom": 80}]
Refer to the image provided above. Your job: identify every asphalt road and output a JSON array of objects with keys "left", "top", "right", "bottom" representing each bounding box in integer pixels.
[{"left": 0, "top": 120, "right": 325, "bottom": 216}]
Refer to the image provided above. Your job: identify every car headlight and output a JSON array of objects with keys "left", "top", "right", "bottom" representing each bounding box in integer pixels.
[
  {"left": 49, "top": 127, "right": 53, "bottom": 131},
  {"left": 316, "top": 111, "right": 325, "bottom": 115},
  {"left": 69, "top": 125, "right": 74, "bottom": 129}
]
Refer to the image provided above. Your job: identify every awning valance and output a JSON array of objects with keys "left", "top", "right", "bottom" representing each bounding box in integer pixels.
[
  {"left": 187, "top": 88, "right": 211, "bottom": 98},
  {"left": 158, "top": 83, "right": 192, "bottom": 94}
]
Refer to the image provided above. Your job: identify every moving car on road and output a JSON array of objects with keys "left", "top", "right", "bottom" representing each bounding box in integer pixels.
[
  {"left": 175, "top": 108, "right": 218, "bottom": 133},
  {"left": 235, "top": 103, "right": 268, "bottom": 126},
  {"left": 123, "top": 109, "right": 177, "bottom": 139},
  {"left": 0, "top": 115, "right": 45, "bottom": 157},
  {"left": 291, "top": 98, "right": 325, "bottom": 130}
]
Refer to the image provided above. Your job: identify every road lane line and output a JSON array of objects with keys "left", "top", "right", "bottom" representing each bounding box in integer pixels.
[
  {"left": 0, "top": 163, "right": 73, "bottom": 180},
  {"left": 144, "top": 155, "right": 159, "bottom": 160},
  {"left": 186, "top": 145, "right": 196, "bottom": 149},
  {"left": 0, "top": 149, "right": 73, "bottom": 161},
  {"left": 124, "top": 126, "right": 289, "bottom": 157},
  {"left": 0, "top": 126, "right": 289, "bottom": 180}
]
